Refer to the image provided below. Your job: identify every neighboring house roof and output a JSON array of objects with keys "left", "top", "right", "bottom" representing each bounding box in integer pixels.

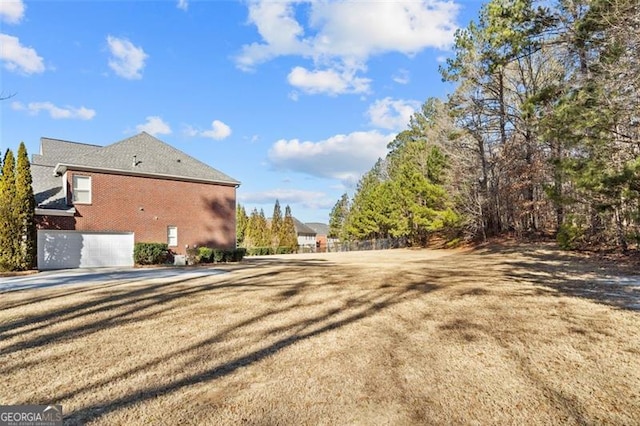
[
  {"left": 293, "top": 218, "right": 317, "bottom": 236},
  {"left": 305, "top": 222, "right": 329, "bottom": 236},
  {"left": 32, "top": 132, "right": 240, "bottom": 211}
]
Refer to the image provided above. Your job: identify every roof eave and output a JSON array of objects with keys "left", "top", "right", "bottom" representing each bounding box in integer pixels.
[
  {"left": 35, "top": 207, "right": 76, "bottom": 217},
  {"left": 54, "top": 163, "right": 241, "bottom": 187}
]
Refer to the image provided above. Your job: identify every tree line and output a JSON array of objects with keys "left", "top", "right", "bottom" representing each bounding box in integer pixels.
[
  {"left": 0, "top": 143, "right": 37, "bottom": 271},
  {"left": 330, "top": 0, "right": 639, "bottom": 250},
  {"left": 236, "top": 200, "right": 298, "bottom": 254}
]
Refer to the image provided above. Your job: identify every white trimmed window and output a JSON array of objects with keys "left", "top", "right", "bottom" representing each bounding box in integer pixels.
[
  {"left": 167, "top": 226, "right": 178, "bottom": 247},
  {"left": 72, "top": 175, "right": 92, "bottom": 204}
]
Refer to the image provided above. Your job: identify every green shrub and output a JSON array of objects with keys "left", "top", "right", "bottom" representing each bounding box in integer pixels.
[
  {"left": 192, "top": 247, "right": 246, "bottom": 263},
  {"left": 275, "top": 246, "right": 295, "bottom": 254},
  {"left": 196, "top": 247, "right": 247, "bottom": 263},
  {"left": 198, "top": 247, "right": 214, "bottom": 263},
  {"left": 186, "top": 247, "right": 201, "bottom": 265},
  {"left": 244, "top": 246, "right": 298, "bottom": 256},
  {"left": 445, "top": 237, "right": 462, "bottom": 248},
  {"left": 134, "top": 243, "right": 169, "bottom": 265},
  {"left": 210, "top": 249, "right": 224, "bottom": 262},
  {"left": 247, "top": 246, "right": 274, "bottom": 256},
  {"left": 229, "top": 248, "right": 246, "bottom": 262},
  {"left": 557, "top": 221, "right": 584, "bottom": 250}
]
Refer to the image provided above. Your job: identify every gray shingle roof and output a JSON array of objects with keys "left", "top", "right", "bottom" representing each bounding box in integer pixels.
[
  {"left": 305, "top": 222, "right": 329, "bottom": 235},
  {"left": 55, "top": 132, "right": 240, "bottom": 185},
  {"left": 32, "top": 164, "right": 67, "bottom": 209},
  {"left": 293, "top": 218, "right": 317, "bottom": 236},
  {"left": 32, "top": 132, "right": 240, "bottom": 209},
  {"left": 32, "top": 138, "right": 101, "bottom": 167}
]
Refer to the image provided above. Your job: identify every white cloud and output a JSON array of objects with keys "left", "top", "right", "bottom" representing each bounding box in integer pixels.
[
  {"left": 186, "top": 120, "right": 232, "bottom": 140},
  {"left": 238, "top": 1, "right": 458, "bottom": 66},
  {"left": 235, "top": 1, "right": 307, "bottom": 71},
  {"left": 0, "top": 0, "right": 25, "bottom": 24},
  {"left": 11, "top": 101, "right": 95, "bottom": 120},
  {"left": 287, "top": 66, "right": 370, "bottom": 95},
  {"left": 0, "top": 34, "right": 45, "bottom": 74},
  {"left": 367, "top": 98, "right": 420, "bottom": 131},
  {"left": 307, "top": 1, "right": 458, "bottom": 58},
  {"left": 107, "top": 35, "right": 148, "bottom": 80},
  {"left": 239, "top": 189, "right": 335, "bottom": 210},
  {"left": 236, "top": 0, "right": 459, "bottom": 94},
  {"left": 136, "top": 116, "right": 171, "bottom": 136},
  {"left": 202, "top": 120, "right": 232, "bottom": 140},
  {"left": 177, "top": 0, "right": 188, "bottom": 11},
  {"left": 268, "top": 130, "right": 393, "bottom": 185},
  {"left": 393, "top": 69, "right": 410, "bottom": 85}
]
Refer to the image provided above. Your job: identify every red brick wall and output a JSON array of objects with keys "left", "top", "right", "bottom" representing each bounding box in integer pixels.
[
  {"left": 36, "top": 215, "right": 75, "bottom": 230},
  {"left": 316, "top": 234, "right": 327, "bottom": 252},
  {"left": 51, "top": 171, "right": 237, "bottom": 253}
]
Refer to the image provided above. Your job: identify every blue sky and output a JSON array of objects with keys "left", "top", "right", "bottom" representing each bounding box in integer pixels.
[{"left": 1, "top": 0, "right": 481, "bottom": 223}]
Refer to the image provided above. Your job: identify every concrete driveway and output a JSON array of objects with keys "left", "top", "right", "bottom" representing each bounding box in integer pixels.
[{"left": 0, "top": 267, "right": 226, "bottom": 292}]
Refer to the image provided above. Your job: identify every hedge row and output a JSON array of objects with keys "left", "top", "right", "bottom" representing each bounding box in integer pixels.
[
  {"left": 186, "top": 247, "right": 246, "bottom": 264},
  {"left": 245, "top": 246, "right": 296, "bottom": 256},
  {"left": 134, "top": 243, "right": 246, "bottom": 265}
]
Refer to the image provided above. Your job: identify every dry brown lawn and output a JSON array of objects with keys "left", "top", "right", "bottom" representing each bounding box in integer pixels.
[{"left": 1, "top": 244, "right": 639, "bottom": 425}]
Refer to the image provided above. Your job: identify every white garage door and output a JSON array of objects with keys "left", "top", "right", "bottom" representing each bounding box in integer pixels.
[{"left": 38, "top": 230, "right": 134, "bottom": 270}]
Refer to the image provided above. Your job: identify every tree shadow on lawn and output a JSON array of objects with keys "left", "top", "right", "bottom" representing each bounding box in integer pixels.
[
  {"left": 436, "top": 314, "right": 595, "bottom": 424},
  {"left": 0, "top": 257, "right": 333, "bottom": 341},
  {"left": 0, "top": 265, "right": 336, "bottom": 358},
  {"left": 492, "top": 246, "right": 640, "bottom": 311},
  {"left": 64, "top": 286, "right": 433, "bottom": 424},
  {"left": 403, "top": 244, "right": 640, "bottom": 310},
  {"left": 0, "top": 257, "right": 441, "bottom": 425},
  {"left": 0, "top": 280, "right": 134, "bottom": 312},
  {"left": 0, "top": 275, "right": 227, "bottom": 343}
]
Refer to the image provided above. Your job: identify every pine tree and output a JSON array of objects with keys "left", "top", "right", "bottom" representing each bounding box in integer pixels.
[
  {"left": 270, "top": 199, "right": 283, "bottom": 249},
  {"left": 244, "top": 208, "right": 260, "bottom": 249},
  {"left": 245, "top": 208, "right": 271, "bottom": 250},
  {"left": 346, "top": 160, "right": 392, "bottom": 240},
  {"left": 280, "top": 205, "right": 298, "bottom": 251},
  {"left": 257, "top": 209, "right": 270, "bottom": 247},
  {"left": 236, "top": 203, "right": 248, "bottom": 247},
  {"left": 329, "top": 193, "right": 350, "bottom": 241},
  {"left": 0, "top": 149, "right": 20, "bottom": 270},
  {"left": 16, "top": 142, "right": 37, "bottom": 269}
]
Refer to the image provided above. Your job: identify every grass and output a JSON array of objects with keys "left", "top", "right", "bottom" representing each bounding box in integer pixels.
[{"left": 1, "top": 244, "right": 639, "bottom": 425}]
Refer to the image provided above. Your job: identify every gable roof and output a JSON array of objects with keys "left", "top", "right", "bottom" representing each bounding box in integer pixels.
[
  {"left": 32, "top": 138, "right": 102, "bottom": 167},
  {"left": 52, "top": 132, "right": 240, "bottom": 186},
  {"left": 32, "top": 132, "right": 239, "bottom": 211},
  {"left": 305, "top": 222, "right": 329, "bottom": 235},
  {"left": 293, "top": 218, "right": 317, "bottom": 236}
]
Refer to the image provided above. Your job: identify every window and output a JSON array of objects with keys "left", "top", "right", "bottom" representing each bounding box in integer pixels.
[
  {"left": 167, "top": 226, "right": 178, "bottom": 247},
  {"left": 72, "top": 175, "right": 91, "bottom": 204}
]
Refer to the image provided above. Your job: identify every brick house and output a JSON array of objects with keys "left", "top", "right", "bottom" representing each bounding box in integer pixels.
[
  {"left": 292, "top": 218, "right": 317, "bottom": 251},
  {"left": 32, "top": 132, "right": 240, "bottom": 269},
  {"left": 304, "top": 222, "right": 332, "bottom": 252}
]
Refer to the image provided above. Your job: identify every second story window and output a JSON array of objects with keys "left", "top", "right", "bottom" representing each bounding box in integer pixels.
[{"left": 72, "top": 175, "right": 92, "bottom": 204}]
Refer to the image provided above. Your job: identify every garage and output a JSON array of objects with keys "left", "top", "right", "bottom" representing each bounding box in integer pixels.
[{"left": 37, "top": 230, "right": 134, "bottom": 270}]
